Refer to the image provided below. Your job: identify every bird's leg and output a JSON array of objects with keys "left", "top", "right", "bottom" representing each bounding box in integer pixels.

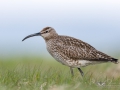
[
  {"left": 78, "top": 68, "right": 84, "bottom": 77},
  {"left": 70, "top": 67, "right": 74, "bottom": 77}
]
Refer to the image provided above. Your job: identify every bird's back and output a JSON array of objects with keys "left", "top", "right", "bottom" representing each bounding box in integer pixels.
[{"left": 46, "top": 35, "right": 118, "bottom": 67}]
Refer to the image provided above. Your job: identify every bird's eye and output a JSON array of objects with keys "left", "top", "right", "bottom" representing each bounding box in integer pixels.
[{"left": 45, "top": 31, "right": 48, "bottom": 33}]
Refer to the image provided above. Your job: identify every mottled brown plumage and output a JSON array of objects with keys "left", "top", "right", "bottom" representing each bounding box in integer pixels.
[{"left": 22, "top": 27, "right": 119, "bottom": 76}]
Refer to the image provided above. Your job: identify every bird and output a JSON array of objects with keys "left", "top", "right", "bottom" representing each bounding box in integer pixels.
[{"left": 22, "top": 27, "right": 119, "bottom": 77}]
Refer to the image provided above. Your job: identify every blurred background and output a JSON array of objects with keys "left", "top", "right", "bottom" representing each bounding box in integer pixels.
[
  {"left": 0, "top": 0, "right": 120, "bottom": 59},
  {"left": 0, "top": 1, "right": 120, "bottom": 90}
]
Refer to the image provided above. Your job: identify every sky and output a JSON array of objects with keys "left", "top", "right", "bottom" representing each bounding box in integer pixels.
[{"left": 0, "top": 0, "right": 120, "bottom": 58}]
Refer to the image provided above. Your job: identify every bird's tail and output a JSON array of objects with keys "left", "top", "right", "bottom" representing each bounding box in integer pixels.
[{"left": 111, "top": 58, "right": 119, "bottom": 64}]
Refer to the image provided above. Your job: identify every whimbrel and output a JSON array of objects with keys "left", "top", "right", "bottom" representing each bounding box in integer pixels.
[{"left": 22, "top": 27, "right": 119, "bottom": 76}]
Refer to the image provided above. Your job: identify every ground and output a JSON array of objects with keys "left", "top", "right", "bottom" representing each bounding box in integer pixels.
[{"left": 0, "top": 56, "right": 120, "bottom": 90}]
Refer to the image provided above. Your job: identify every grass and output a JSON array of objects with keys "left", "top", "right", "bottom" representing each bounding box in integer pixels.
[{"left": 0, "top": 56, "right": 120, "bottom": 90}]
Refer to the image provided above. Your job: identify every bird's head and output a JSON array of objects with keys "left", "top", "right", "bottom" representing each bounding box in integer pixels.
[{"left": 22, "top": 27, "right": 58, "bottom": 41}]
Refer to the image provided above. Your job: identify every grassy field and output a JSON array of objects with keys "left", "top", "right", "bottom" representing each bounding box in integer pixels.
[{"left": 0, "top": 56, "right": 120, "bottom": 90}]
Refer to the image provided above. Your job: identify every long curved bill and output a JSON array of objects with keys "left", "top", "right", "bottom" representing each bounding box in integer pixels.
[{"left": 22, "top": 32, "right": 41, "bottom": 41}]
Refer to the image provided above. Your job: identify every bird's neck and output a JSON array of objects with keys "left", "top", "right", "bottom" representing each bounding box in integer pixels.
[{"left": 44, "top": 33, "right": 58, "bottom": 41}]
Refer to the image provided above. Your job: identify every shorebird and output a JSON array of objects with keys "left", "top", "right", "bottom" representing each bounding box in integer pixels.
[{"left": 22, "top": 27, "right": 119, "bottom": 77}]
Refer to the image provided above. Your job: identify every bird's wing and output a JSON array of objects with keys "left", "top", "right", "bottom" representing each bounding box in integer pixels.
[{"left": 55, "top": 36, "right": 115, "bottom": 62}]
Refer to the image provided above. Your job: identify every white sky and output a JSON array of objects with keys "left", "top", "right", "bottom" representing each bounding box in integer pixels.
[{"left": 0, "top": 0, "right": 120, "bottom": 57}]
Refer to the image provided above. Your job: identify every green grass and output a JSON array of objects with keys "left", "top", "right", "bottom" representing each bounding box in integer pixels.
[{"left": 0, "top": 56, "right": 120, "bottom": 90}]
